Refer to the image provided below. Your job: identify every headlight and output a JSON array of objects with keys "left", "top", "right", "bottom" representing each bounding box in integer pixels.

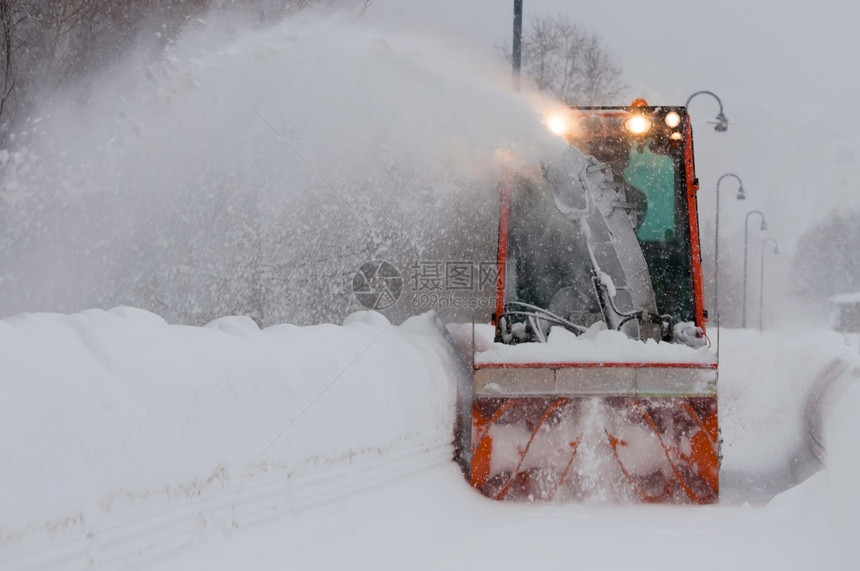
[
  {"left": 665, "top": 111, "right": 681, "bottom": 128},
  {"left": 624, "top": 115, "right": 652, "bottom": 135},
  {"left": 546, "top": 114, "right": 569, "bottom": 136}
]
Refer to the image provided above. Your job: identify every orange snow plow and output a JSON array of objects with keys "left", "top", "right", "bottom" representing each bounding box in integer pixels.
[
  {"left": 469, "top": 367, "right": 719, "bottom": 503},
  {"left": 460, "top": 102, "right": 720, "bottom": 503}
]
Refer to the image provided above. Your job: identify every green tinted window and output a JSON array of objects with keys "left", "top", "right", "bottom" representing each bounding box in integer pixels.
[{"left": 624, "top": 144, "right": 675, "bottom": 242}]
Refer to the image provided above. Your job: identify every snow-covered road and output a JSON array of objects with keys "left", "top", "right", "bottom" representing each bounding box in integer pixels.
[
  {"left": 147, "top": 463, "right": 840, "bottom": 571},
  {"left": 2, "top": 308, "right": 859, "bottom": 570}
]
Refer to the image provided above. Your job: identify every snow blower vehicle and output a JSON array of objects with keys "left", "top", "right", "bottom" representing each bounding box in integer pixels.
[{"left": 462, "top": 101, "right": 719, "bottom": 503}]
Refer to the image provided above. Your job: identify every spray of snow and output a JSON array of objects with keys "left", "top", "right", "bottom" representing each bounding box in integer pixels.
[{"left": 0, "top": 11, "right": 567, "bottom": 325}]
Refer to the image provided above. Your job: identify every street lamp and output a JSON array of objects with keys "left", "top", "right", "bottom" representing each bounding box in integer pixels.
[
  {"left": 714, "top": 174, "right": 746, "bottom": 322},
  {"left": 512, "top": 0, "right": 523, "bottom": 89},
  {"left": 759, "top": 238, "right": 779, "bottom": 330},
  {"left": 743, "top": 210, "right": 767, "bottom": 328},
  {"left": 685, "top": 91, "right": 729, "bottom": 132}
]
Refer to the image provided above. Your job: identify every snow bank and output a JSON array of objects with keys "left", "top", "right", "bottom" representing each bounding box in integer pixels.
[
  {"left": 0, "top": 308, "right": 463, "bottom": 548},
  {"left": 717, "top": 328, "right": 860, "bottom": 493},
  {"left": 824, "top": 379, "right": 860, "bottom": 560},
  {"left": 3, "top": 309, "right": 860, "bottom": 569}
]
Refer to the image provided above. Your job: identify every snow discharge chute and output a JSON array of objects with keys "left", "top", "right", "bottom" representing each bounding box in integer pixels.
[{"left": 457, "top": 103, "right": 720, "bottom": 503}]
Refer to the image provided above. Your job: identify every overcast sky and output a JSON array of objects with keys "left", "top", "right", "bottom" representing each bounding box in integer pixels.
[{"left": 364, "top": 0, "right": 860, "bottom": 250}]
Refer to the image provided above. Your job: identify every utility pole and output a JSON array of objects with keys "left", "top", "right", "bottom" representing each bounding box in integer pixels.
[{"left": 512, "top": 0, "right": 523, "bottom": 90}]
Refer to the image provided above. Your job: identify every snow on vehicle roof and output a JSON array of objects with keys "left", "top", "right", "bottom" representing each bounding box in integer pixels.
[{"left": 829, "top": 292, "right": 860, "bottom": 305}]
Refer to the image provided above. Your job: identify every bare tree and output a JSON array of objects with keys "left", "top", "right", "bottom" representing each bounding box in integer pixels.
[
  {"left": 0, "top": 0, "right": 359, "bottom": 131},
  {"left": 0, "top": 0, "right": 31, "bottom": 134},
  {"left": 505, "top": 14, "right": 624, "bottom": 105},
  {"left": 792, "top": 208, "right": 860, "bottom": 304}
]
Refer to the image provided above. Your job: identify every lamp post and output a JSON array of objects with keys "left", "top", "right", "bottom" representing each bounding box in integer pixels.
[
  {"left": 759, "top": 238, "right": 779, "bottom": 330},
  {"left": 743, "top": 210, "right": 767, "bottom": 328},
  {"left": 714, "top": 174, "right": 746, "bottom": 322},
  {"left": 512, "top": 0, "right": 523, "bottom": 89},
  {"left": 685, "top": 91, "right": 729, "bottom": 132}
]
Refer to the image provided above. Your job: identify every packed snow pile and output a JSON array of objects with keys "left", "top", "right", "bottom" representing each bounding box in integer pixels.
[
  {"left": 1, "top": 307, "right": 860, "bottom": 569},
  {"left": 470, "top": 323, "right": 716, "bottom": 365},
  {"left": 718, "top": 328, "right": 860, "bottom": 490},
  {"left": 0, "top": 307, "right": 464, "bottom": 558}
]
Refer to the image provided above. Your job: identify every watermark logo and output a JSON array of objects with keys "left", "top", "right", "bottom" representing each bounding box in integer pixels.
[
  {"left": 353, "top": 259, "right": 498, "bottom": 312},
  {"left": 352, "top": 260, "right": 403, "bottom": 310},
  {"left": 407, "top": 261, "right": 495, "bottom": 309}
]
